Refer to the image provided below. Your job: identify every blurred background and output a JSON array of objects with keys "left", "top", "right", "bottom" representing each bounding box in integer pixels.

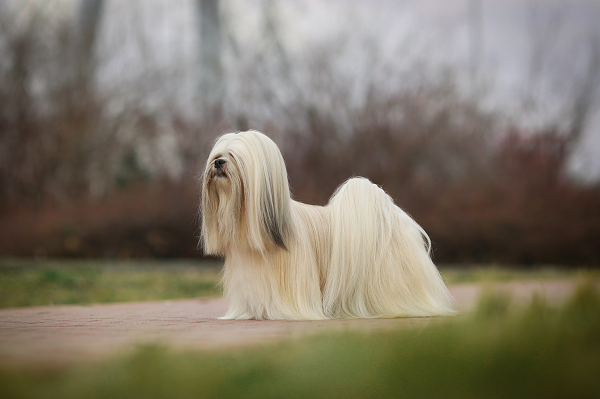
[{"left": 0, "top": 0, "right": 599, "bottom": 266}]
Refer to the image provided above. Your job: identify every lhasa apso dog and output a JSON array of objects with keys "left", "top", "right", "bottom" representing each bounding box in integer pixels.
[{"left": 201, "top": 130, "right": 455, "bottom": 320}]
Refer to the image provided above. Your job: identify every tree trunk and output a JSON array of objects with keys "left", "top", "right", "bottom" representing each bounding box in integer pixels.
[{"left": 197, "top": 0, "right": 223, "bottom": 122}]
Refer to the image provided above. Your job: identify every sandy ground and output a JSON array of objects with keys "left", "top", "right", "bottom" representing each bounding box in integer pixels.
[{"left": 0, "top": 279, "right": 593, "bottom": 368}]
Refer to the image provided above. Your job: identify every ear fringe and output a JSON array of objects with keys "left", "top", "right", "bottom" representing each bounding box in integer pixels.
[{"left": 241, "top": 131, "right": 292, "bottom": 252}]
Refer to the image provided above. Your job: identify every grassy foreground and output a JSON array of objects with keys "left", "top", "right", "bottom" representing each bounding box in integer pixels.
[{"left": 1, "top": 281, "right": 600, "bottom": 399}]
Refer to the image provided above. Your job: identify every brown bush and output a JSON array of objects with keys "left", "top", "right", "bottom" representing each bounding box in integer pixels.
[{"left": 0, "top": 181, "right": 199, "bottom": 258}]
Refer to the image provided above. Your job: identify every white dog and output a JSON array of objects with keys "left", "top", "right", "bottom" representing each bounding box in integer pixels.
[{"left": 201, "top": 130, "right": 455, "bottom": 320}]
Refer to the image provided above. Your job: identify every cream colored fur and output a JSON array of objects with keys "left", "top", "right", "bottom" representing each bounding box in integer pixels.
[{"left": 201, "top": 130, "right": 455, "bottom": 320}]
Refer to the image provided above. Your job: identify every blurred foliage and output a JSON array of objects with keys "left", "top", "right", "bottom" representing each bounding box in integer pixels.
[
  {"left": 1, "top": 282, "right": 599, "bottom": 399},
  {"left": 439, "top": 266, "right": 599, "bottom": 284},
  {"left": 0, "top": 2, "right": 599, "bottom": 265},
  {"left": 0, "top": 260, "right": 594, "bottom": 308},
  {"left": 0, "top": 261, "right": 222, "bottom": 308}
]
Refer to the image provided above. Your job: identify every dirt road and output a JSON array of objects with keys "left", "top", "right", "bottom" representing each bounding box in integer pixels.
[{"left": 0, "top": 279, "right": 590, "bottom": 367}]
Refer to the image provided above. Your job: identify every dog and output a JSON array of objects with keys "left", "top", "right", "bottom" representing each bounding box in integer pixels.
[{"left": 200, "top": 130, "right": 455, "bottom": 320}]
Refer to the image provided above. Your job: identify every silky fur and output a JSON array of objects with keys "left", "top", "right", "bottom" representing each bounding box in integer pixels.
[{"left": 201, "top": 130, "right": 455, "bottom": 320}]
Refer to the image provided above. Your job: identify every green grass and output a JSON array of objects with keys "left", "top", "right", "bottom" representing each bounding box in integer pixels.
[
  {"left": 440, "top": 265, "right": 598, "bottom": 284},
  {"left": 1, "top": 282, "right": 599, "bottom": 399},
  {"left": 0, "top": 260, "right": 594, "bottom": 308},
  {"left": 0, "top": 260, "right": 222, "bottom": 308}
]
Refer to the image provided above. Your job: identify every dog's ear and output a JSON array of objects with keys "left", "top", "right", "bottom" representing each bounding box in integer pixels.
[
  {"left": 242, "top": 131, "right": 292, "bottom": 252},
  {"left": 259, "top": 179, "right": 289, "bottom": 251}
]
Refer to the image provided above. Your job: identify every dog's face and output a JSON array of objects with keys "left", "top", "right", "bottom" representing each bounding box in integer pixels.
[
  {"left": 204, "top": 136, "right": 239, "bottom": 200},
  {"left": 201, "top": 131, "right": 291, "bottom": 255}
]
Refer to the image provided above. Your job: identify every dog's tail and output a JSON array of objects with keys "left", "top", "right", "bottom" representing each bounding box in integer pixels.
[{"left": 322, "top": 177, "right": 456, "bottom": 318}]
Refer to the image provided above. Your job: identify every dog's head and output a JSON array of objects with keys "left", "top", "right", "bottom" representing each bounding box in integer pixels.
[{"left": 201, "top": 130, "right": 291, "bottom": 255}]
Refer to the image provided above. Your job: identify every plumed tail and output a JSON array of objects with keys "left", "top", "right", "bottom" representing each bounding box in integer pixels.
[{"left": 322, "top": 177, "right": 455, "bottom": 318}]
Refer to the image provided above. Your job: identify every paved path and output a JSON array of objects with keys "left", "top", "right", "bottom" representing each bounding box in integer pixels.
[{"left": 0, "top": 279, "right": 593, "bottom": 368}]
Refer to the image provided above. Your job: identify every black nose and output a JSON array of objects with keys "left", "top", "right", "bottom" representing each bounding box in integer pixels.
[{"left": 214, "top": 158, "right": 226, "bottom": 169}]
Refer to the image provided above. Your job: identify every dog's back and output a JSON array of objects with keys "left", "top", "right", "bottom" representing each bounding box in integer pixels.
[{"left": 322, "top": 177, "right": 456, "bottom": 318}]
